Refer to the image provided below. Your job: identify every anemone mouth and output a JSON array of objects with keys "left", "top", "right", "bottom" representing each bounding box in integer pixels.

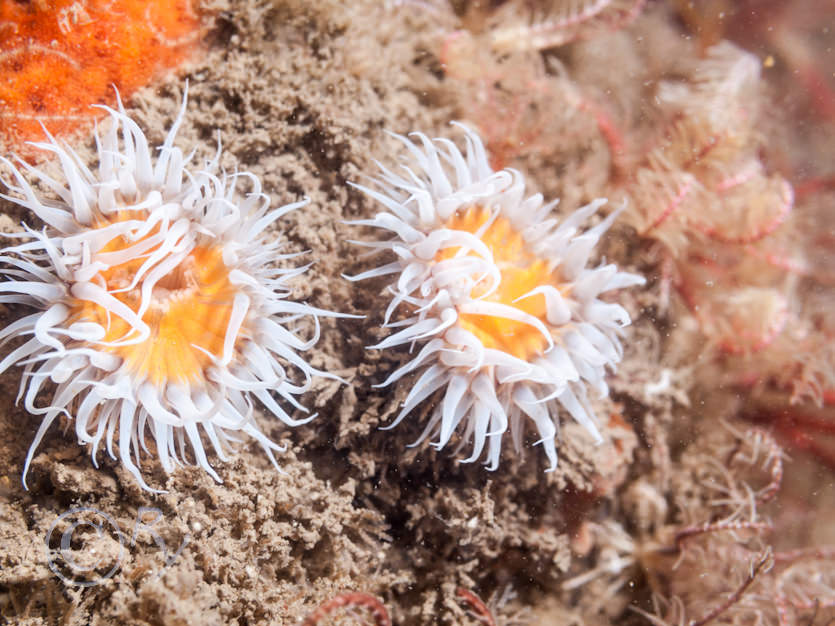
[
  {"left": 68, "top": 212, "right": 244, "bottom": 387},
  {"left": 153, "top": 255, "right": 196, "bottom": 293},
  {"left": 437, "top": 205, "right": 565, "bottom": 361}
]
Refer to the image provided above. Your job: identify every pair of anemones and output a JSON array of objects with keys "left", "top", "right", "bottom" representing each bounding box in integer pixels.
[{"left": 0, "top": 94, "right": 643, "bottom": 491}]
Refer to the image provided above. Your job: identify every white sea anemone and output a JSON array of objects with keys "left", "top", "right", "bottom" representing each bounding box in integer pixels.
[
  {"left": 347, "top": 124, "right": 645, "bottom": 470},
  {"left": 0, "top": 90, "right": 338, "bottom": 491}
]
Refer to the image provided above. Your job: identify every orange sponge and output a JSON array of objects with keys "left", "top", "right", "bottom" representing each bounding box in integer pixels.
[{"left": 0, "top": 0, "right": 199, "bottom": 154}]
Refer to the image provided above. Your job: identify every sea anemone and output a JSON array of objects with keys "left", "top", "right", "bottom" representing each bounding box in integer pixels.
[
  {"left": 0, "top": 90, "right": 337, "bottom": 491},
  {"left": 348, "top": 124, "right": 645, "bottom": 470}
]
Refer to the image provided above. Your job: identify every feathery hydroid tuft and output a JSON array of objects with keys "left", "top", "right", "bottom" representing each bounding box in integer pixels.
[
  {"left": 348, "top": 124, "right": 644, "bottom": 470},
  {"left": 0, "top": 90, "right": 337, "bottom": 491}
]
